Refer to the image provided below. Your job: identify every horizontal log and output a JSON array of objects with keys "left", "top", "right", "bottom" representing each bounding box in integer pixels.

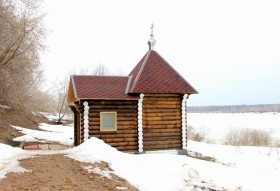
[
  {"left": 144, "top": 94, "right": 181, "bottom": 97},
  {"left": 88, "top": 116, "right": 137, "bottom": 122},
  {"left": 114, "top": 146, "right": 137, "bottom": 151},
  {"left": 102, "top": 137, "right": 138, "bottom": 143},
  {"left": 143, "top": 112, "right": 181, "bottom": 117},
  {"left": 143, "top": 132, "right": 182, "bottom": 137},
  {"left": 89, "top": 109, "right": 137, "bottom": 113},
  {"left": 143, "top": 128, "right": 182, "bottom": 133},
  {"left": 143, "top": 120, "right": 181, "bottom": 125},
  {"left": 143, "top": 136, "right": 181, "bottom": 142},
  {"left": 118, "top": 116, "right": 137, "bottom": 120},
  {"left": 142, "top": 100, "right": 181, "bottom": 105},
  {"left": 143, "top": 125, "right": 180, "bottom": 129},
  {"left": 143, "top": 141, "right": 182, "bottom": 150},
  {"left": 89, "top": 129, "right": 138, "bottom": 134},
  {"left": 144, "top": 144, "right": 181, "bottom": 150},
  {"left": 82, "top": 121, "right": 137, "bottom": 125},
  {"left": 89, "top": 111, "right": 138, "bottom": 118},
  {"left": 87, "top": 121, "right": 135, "bottom": 125},
  {"left": 90, "top": 105, "right": 137, "bottom": 109},
  {"left": 108, "top": 141, "right": 138, "bottom": 147},
  {"left": 94, "top": 134, "right": 138, "bottom": 139},
  {"left": 91, "top": 132, "right": 137, "bottom": 137},
  {"left": 88, "top": 121, "right": 137, "bottom": 126},
  {"left": 144, "top": 97, "right": 181, "bottom": 101},
  {"left": 88, "top": 101, "right": 137, "bottom": 105},
  {"left": 143, "top": 105, "right": 180, "bottom": 109},
  {"left": 143, "top": 109, "right": 181, "bottom": 113},
  {"left": 143, "top": 140, "right": 182, "bottom": 146},
  {"left": 143, "top": 116, "right": 181, "bottom": 121},
  {"left": 89, "top": 126, "right": 136, "bottom": 131}
]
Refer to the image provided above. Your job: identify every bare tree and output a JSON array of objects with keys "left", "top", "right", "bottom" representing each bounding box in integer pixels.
[
  {"left": 52, "top": 65, "right": 114, "bottom": 124},
  {"left": 92, "top": 64, "right": 111, "bottom": 75},
  {"left": 0, "top": 0, "right": 47, "bottom": 109},
  {"left": 52, "top": 77, "right": 70, "bottom": 124}
]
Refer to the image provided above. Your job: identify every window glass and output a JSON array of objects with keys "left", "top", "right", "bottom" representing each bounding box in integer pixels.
[{"left": 100, "top": 112, "right": 117, "bottom": 131}]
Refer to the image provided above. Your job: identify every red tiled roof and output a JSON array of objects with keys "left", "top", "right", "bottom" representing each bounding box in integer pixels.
[
  {"left": 128, "top": 50, "right": 198, "bottom": 94},
  {"left": 69, "top": 50, "right": 197, "bottom": 101},
  {"left": 127, "top": 52, "right": 149, "bottom": 92},
  {"left": 71, "top": 76, "right": 138, "bottom": 100}
]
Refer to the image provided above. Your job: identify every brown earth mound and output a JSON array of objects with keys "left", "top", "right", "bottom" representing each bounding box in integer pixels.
[
  {"left": 0, "top": 154, "right": 138, "bottom": 191},
  {"left": 0, "top": 103, "right": 49, "bottom": 146}
]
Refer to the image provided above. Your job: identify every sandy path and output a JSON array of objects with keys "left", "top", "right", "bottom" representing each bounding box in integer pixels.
[{"left": 0, "top": 154, "right": 138, "bottom": 191}]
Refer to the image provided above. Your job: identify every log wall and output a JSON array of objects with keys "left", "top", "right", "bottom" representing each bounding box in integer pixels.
[
  {"left": 142, "top": 94, "right": 183, "bottom": 150},
  {"left": 70, "top": 107, "right": 78, "bottom": 146},
  {"left": 80, "top": 100, "right": 138, "bottom": 152},
  {"left": 72, "top": 94, "right": 183, "bottom": 152}
]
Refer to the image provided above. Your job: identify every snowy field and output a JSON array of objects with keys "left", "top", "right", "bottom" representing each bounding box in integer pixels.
[
  {"left": 188, "top": 112, "right": 280, "bottom": 144},
  {"left": 0, "top": 114, "right": 279, "bottom": 190}
]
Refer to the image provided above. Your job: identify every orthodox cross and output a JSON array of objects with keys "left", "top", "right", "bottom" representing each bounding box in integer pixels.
[{"left": 150, "top": 23, "right": 154, "bottom": 38}]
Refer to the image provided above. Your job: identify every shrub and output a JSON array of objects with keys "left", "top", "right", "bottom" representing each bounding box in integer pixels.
[
  {"left": 224, "top": 128, "right": 271, "bottom": 146},
  {"left": 187, "top": 125, "right": 207, "bottom": 142}
]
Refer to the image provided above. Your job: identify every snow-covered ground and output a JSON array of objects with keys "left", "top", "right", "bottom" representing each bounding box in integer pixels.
[
  {"left": 67, "top": 138, "right": 280, "bottom": 191},
  {"left": 37, "top": 112, "right": 73, "bottom": 121},
  {"left": 1, "top": 113, "right": 279, "bottom": 190},
  {"left": 188, "top": 112, "right": 280, "bottom": 144},
  {"left": 12, "top": 123, "right": 73, "bottom": 145},
  {"left": 0, "top": 144, "right": 30, "bottom": 180}
]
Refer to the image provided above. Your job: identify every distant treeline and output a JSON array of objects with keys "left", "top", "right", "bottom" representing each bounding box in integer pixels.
[{"left": 188, "top": 104, "right": 280, "bottom": 113}]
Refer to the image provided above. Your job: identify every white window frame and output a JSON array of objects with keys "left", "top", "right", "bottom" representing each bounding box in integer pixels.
[{"left": 100, "top": 112, "right": 117, "bottom": 131}]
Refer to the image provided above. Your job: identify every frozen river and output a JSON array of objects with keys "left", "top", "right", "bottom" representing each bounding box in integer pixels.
[{"left": 188, "top": 112, "right": 280, "bottom": 144}]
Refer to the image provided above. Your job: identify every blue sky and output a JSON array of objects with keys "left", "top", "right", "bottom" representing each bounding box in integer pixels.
[{"left": 41, "top": 0, "right": 280, "bottom": 106}]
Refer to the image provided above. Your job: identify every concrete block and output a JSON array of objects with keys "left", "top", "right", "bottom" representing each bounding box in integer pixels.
[
  {"left": 48, "top": 144, "right": 68, "bottom": 150},
  {"left": 38, "top": 144, "right": 49, "bottom": 150},
  {"left": 178, "top": 149, "right": 188, "bottom": 155}
]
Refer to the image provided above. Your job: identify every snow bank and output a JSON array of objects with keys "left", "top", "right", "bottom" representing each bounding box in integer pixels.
[
  {"left": 0, "top": 144, "right": 28, "bottom": 180},
  {"left": 67, "top": 138, "right": 187, "bottom": 190},
  {"left": 12, "top": 123, "right": 73, "bottom": 145},
  {"left": 67, "top": 137, "right": 227, "bottom": 191},
  {"left": 67, "top": 137, "right": 280, "bottom": 191}
]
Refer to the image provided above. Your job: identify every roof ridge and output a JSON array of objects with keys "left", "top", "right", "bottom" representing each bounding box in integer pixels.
[
  {"left": 70, "top": 75, "right": 129, "bottom": 77},
  {"left": 125, "top": 76, "right": 132, "bottom": 94},
  {"left": 130, "top": 51, "right": 152, "bottom": 92},
  {"left": 71, "top": 76, "right": 78, "bottom": 98},
  {"left": 153, "top": 51, "right": 198, "bottom": 94}
]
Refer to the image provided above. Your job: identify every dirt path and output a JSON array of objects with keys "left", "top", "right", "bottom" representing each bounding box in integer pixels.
[{"left": 0, "top": 154, "right": 138, "bottom": 191}]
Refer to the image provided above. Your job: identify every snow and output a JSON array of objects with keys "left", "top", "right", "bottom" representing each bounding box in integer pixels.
[
  {"left": 37, "top": 112, "right": 73, "bottom": 120},
  {"left": 67, "top": 137, "right": 280, "bottom": 191},
  {"left": 188, "top": 141, "right": 280, "bottom": 191},
  {"left": 2, "top": 112, "right": 280, "bottom": 190},
  {"left": 0, "top": 144, "right": 29, "bottom": 180},
  {"left": 13, "top": 135, "right": 40, "bottom": 142},
  {"left": 116, "top": 186, "right": 128, "bottom": 190},
  {"left": 67, "top": 137, "right": 191, "bottom": 191},
  {"left": 188, "top": 112, "right": 280, "bottom": 144},
  {"left": 0, "top": 104, "right": 11, "bottom": 109},
  {"left": 82, "top": 165, "right": 113, "bottom": 179},
  {"left": 12, "top": 123, "right": 73, "bottom": 145}
]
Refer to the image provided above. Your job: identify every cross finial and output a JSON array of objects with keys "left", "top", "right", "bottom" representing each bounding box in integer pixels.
[
  {"left": 150, "top": 23, "right": 154, "bottom": 38},
  {"left": 148, "top": 23, "right": 156, "bottom": 50}
]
